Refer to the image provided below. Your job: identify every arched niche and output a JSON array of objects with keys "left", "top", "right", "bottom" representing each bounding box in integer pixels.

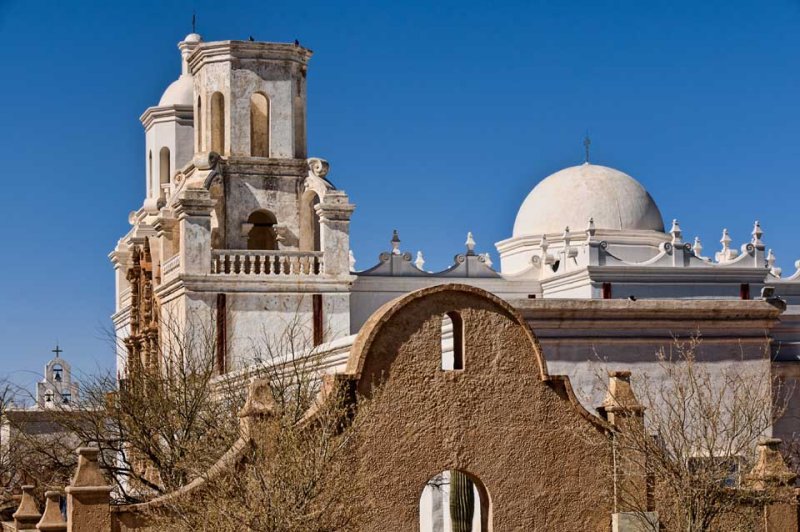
[
  {"left": 246, "top": 210, "right": 278, "bottom": 250},
  {"left": 419, "top": 469, "right": 491, "bottom": 531},
  {"left": 299, "top": 189, "right": 321, "bottom": 252},
  {"left": 250, "top": 92, "right": 270, "bottom": 157},
  {"left": 211, "top": 92, "right": 225, "bottom": 154}
]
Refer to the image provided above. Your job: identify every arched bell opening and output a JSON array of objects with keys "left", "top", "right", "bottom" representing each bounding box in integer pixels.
[{"left": 246, "top": 210, "right": 278, "bottom": 251}]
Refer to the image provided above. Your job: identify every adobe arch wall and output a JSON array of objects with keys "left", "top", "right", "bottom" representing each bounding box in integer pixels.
[{"left": 347, "top": 284, "right": 614, "bottom": 530}]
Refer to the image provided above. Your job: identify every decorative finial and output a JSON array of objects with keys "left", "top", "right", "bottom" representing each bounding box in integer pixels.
[
  {"left": 586, "top": 217, "right": 596, "bottom": 237},
  {"left": 415, "top": 251, "right": 425, "bottom": 270},
  {"left": 670, "top": 219, "right": 683, "bottom": 245},
  {"left": 752, "top": 220, "right": 764, "bottom": 247},
  {"left": 483, "top": 252, "right": 493, "bottom": 268},
  {"left": 583, "top": 132, "right": 591, "bottom": 164},
  {"left": 563, "top": 226, "right": 571, "bottom": 246},
  {"left": 465, "top": 232, "right": 476, "bottom": 255},
  {"left": 539, "top": 234, "right": 549, "bottom": 252},
  {"left": 767, "top": 249, "right": 782, "bottom": 277},
  {"left": 192, "top": 12, "right": 196, "bottom": 33},
  {"left": 349, "top": 250, "right": 356, "bottom": 271},
  {"left": 52, "top": 344, "right": 62, "bottom": 358},
  {"left": 720, "top": 228, "right": 731, "bottom": 251},
  {"left": 391, "top": 230, "right": 401, "bottom": 255},
  {"left": 692, "top": 236, "right": 703, "bottom": 257}
]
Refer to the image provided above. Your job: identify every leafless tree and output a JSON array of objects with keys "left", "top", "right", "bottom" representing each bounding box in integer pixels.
[{"left": 599, "top": 336, "right": 794, "bottom": 532}]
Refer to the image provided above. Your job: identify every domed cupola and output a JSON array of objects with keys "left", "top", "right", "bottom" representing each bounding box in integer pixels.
[
  {"left": 512, "top": 162, "right": 664, "bottom": 237},
  {"left": 140, "top": 33, "right": 202, "bottom": 211},
  {"left": 497, "top": 162, "right": 667, "bottom": 275}
]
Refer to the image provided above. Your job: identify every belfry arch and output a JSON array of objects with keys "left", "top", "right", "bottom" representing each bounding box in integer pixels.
[
  {"left": 210, "top": 92, "right": 225, "bottom": 154},
  {"left": 246, "top": 210, "right": 278, "bottom": 250},
  {"left": 299, "top": 189, "right": 321, "bottom": 252},
  {"left": 249, "top": 92, "right": 270, "bottom": 157}
]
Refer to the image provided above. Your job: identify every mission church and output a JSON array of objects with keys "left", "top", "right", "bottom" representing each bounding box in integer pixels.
[{"left": 101, "top": 31, "right": 800, "bottom": 530}]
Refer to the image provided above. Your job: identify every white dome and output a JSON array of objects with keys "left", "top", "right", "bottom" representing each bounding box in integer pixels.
[
  {"left": 158, "top": 74, "right": 194, "bottom": 107},
  {"left": 513, "top": 163, "right": 664, "bottom": 236}
]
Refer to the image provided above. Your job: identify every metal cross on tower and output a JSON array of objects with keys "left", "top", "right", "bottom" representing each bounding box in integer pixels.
[
  {"left": 52, "top": 344, "right": 62, "bottom": 358},
  {"left": 583, "top": 133, "right": 591, "bottom": 163}
]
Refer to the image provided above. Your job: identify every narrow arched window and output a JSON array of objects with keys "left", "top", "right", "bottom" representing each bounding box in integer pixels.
[
  {"left": 250, "top": 92, "right": 270, "bottom": 157},
  {"left": 299, "top": 190, "right": 321, "bottom": 252},
  {"left": 441, "top": 311, "right": 464, "bottom": 370},
  {"left": 159, "top": 147, "right": 171, "bottom": 190},
  {"left": 148, "top": 151, "right": 153, "bottom": 195},
  {"left": 196, "top": 95, "right": 203, "bottom": 151},
  {"left": 211, "top": 92, "right": 225, "bottom": 154},
  {"left": 246, "top": 210, "right": 278, "bottom": 250}
]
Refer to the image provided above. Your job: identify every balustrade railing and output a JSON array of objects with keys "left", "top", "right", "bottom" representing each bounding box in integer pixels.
[{"left": 211, "top": 250, "right": 324, "bottom": 276}]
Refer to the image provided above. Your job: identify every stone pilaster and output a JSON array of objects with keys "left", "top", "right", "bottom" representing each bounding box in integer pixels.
[
  {"left": 597, "top": 371, "right": 659, "bottom": 530},
  {"left": 36, "top": 491, "right": 66, "bottom": 532},
  {"left": 174, "top": 188, "right": 215, "bottom": 275},
  {"left": 13, "top": 485, "right": 42, "bottom": 531},
  {"left": 747, "top": 438, "right": 798, "bottom": 531},
  {"left": 316, "top": 191, "right": 355, "bottom": 277},
  {"left": 65, "top": 448, "right": 113, "bottom": 532}
]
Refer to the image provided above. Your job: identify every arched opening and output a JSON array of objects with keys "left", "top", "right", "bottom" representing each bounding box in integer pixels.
[
  {"left": 196, "top": 95, "right": 203, "bottom": 151},
  {"left": 420, "top": 470, "right": 490, "bottom": 531},
  {"left": 211, "top": 91, "right": 225, "bottom": 154},
  {"left": 441, "top": 312, "right": 464, "bottom": 370},
  {"left": 299, "top": 190, "right": 321, "bottom": 252},
  {"left": 250, "top": 92, "right": 270, "bottom": 157},
  {"left": 246, "top": 210, "right": 278, "bottom": 250},
  {"left": 148, "top": 150, "right": 153, "bottom": 195},
  {"left": 159, "top": 146, "right": 171, "bottom": 192},
  {"left": 52, "top": 364, "right": 63, "bottom": 382}
]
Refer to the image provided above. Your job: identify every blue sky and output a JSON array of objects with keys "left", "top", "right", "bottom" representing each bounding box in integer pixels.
[{"left": 0, "top": 0, "right": 799, "bottom": 385}]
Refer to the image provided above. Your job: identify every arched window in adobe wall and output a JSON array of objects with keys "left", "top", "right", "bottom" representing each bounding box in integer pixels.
[
  {"left": 210, "top": 92, "right": 225, "bottom": 154},
  {"left": 250, "top": 92, "right": 270, "bottom": 157},
  {"left": 299, "top": 190, "right": 321, "bottom": 252},
  {"left": 441, "top": 311, "right": 464, "bottom": 370},
  {"left": 246, "top": 210, "right": 278, "bottom": 251},
  {"left": 420, "top": 470, "right": 490, "bottom": 531},
  {"left": 159, "top": 147, "right": 171, "bottom": 189},
  {"left": 196, "top": 95, "right": 203, "bottom": 151}
]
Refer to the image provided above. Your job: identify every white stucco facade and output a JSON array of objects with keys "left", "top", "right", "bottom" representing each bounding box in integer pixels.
[{"left": 111, "top": 33, "right": 800, "bottom": 445}]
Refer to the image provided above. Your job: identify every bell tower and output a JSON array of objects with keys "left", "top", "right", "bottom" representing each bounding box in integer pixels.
[{"left": 190, "top": 40, "right": 310, "bottom": 158}]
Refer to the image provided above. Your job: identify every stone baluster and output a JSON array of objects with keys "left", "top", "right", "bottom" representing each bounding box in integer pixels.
[
  {"left": 36, "top": 491, "right": 67, "bottom": 532},
  {"left": 13, "top": 485, "right": 42, "bottom": 531},
  {"left": 65, "top": 447, "right": 113, "bottom": 532}
]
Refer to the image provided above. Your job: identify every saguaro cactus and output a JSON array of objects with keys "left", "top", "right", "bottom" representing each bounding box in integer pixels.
[{"left": 449, "top": 469, "right": 474, "bottom": 532}]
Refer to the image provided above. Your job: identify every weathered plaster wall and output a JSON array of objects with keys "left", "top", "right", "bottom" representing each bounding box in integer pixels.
[{"left": 348, "top": 285, "right": 613, "bottom": 530}]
